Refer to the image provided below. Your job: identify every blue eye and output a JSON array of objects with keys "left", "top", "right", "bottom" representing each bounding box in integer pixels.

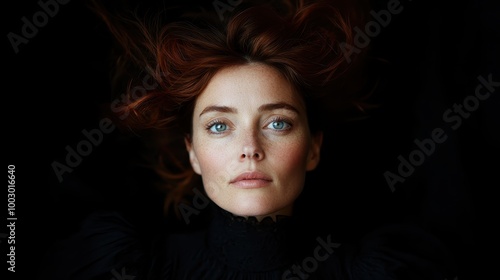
[
  {"left": 209, "top": 122, "right": 227, "bottom": 133},
  {"left": 268, "top": 120, "right": 291, "bottom": 130}
]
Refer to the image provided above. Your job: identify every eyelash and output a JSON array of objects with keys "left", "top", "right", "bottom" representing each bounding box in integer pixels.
[{"left": 267, "top": 116, "right": 292, "bottom": 131}]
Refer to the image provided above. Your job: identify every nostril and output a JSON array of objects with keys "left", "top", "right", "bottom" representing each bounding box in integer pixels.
[{"left": 240, "top": 151, "right": 262, "bottom": 160}]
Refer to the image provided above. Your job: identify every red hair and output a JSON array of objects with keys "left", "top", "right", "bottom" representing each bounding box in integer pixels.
[{"left": 90, "top": 0, "right": 371, "bottom": 218}]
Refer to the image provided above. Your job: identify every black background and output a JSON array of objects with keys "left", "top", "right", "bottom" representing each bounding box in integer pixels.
[{"left": 3, "top": 0, "right": 499, "bottom": 279}]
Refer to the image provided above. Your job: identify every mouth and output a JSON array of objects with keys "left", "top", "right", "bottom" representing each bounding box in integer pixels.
[{"left": 230, "top": 171, "right": 272, "bottom": 189}]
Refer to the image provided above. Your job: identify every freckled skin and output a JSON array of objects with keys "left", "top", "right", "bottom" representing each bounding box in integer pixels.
[{"left": 185, "top": 63, "right": 322, "bottom": 221}]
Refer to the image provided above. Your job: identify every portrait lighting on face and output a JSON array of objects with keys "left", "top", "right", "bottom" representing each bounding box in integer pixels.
[{"left": 185, "top": 63, "right": 322, "bottom": 220}]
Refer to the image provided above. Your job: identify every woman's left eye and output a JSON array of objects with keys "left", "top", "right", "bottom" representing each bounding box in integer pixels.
[{"left": 267, "top": 120, "right": 291, "bottom": 130}]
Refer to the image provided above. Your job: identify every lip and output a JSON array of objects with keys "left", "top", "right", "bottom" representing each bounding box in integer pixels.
[{"left": 230, "top": 171, "right": 272, "bottom": 189}]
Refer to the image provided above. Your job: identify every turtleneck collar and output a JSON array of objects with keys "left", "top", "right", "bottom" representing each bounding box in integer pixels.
[{"left": 206, "top": 203, "right": 302, "bottom": 272}]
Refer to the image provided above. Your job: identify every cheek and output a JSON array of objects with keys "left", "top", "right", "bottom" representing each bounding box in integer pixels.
[
  {"left": 192, "top": 142, "right": 230, "bottom": 194},
  {"left": 271, "top": 140, "right": 310, "bottom": 173},
  {"left": 194, "top": 140, "right": 230, "bottom": 173}
]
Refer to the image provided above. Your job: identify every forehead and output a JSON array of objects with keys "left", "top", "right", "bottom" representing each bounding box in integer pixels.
[{"left": 194, "top": 63, "right": 305, "bottom": 111}]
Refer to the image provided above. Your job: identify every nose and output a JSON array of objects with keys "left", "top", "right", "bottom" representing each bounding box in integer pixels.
[
  {"left": 241, "top": 151, "right": 262, "bottom": 160},
  {"left": 239, "top": 130, "right": 264, "bottom": 161}
]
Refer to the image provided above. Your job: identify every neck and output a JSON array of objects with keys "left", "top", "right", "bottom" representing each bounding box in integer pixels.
[
  {"left": 227, "top": 205, "right": 294, "bottom": 222},
  {"left": 207, "top": 202, "right": 300, "bottom": 272}
]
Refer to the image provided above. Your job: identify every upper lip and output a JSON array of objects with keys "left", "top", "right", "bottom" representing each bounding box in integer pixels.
[{"left": 230, "top": 171, "right": 272, "bottom": 183}]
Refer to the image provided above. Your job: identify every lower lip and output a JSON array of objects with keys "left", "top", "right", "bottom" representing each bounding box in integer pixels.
[{"left": 231, "top": 179, "right": 271, "bottom": 189}]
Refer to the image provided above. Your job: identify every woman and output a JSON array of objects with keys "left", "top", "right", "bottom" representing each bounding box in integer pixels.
[{"left": 37, "top": 0, "right": 457, "bottom": 279}]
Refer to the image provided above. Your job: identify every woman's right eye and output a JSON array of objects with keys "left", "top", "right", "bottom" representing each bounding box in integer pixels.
[{"left": 207, "top": 122, "right": 228, "bottom": 134}]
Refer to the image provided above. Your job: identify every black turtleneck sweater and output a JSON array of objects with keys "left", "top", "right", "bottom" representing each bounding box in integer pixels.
[{"left": 36, "top": 202, "right": 456, "bottom": 280}]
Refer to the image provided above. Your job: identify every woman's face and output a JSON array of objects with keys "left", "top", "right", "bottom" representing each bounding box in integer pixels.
[{"left": 186, "top": 63, "right": 322, "bottom": 220}]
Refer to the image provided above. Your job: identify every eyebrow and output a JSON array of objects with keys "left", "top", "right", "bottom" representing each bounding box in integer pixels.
[
  {"left": 258, "top": 102, "right": 300, "bottom": 114},
  {"left": 199, "top": 106, "right": 236, "bottom": 117},
  {"left": 199, "top": 102, "right": 300, "bottom": 117}
]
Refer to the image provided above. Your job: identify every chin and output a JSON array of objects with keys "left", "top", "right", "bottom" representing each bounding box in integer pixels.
[{"left": 223, "top": 198, "right": 292, "bottom": 219}]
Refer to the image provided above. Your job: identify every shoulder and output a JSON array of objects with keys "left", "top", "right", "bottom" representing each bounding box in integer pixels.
[
  {"left": 343, "top": 222, "right": 457, "bottom": 280},
  {"left": 37, "top": 210, "right": 161, "bottom": 280}
]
